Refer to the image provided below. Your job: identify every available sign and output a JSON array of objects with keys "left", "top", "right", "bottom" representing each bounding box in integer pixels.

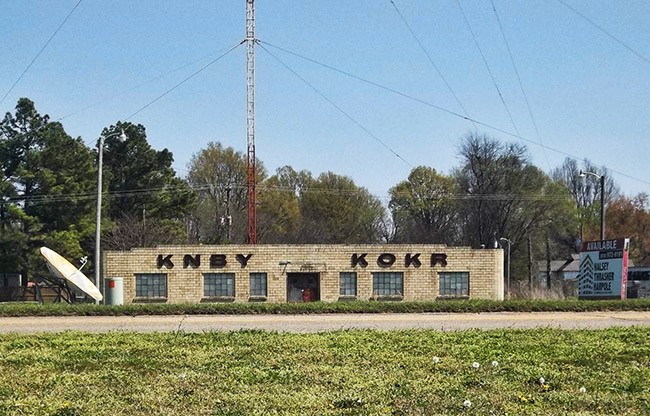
[{"left": 578, "top": 238, "right": 629, "bottom": 299}]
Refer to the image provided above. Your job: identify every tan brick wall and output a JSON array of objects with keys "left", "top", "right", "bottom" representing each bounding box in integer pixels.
[{"left": 103, "top": 244, "right": 504, "bottom": 304}]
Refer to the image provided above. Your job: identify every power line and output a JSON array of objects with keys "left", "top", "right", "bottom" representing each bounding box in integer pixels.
[
  {"left": 259, "top": 41, "right": 478, "bottom": 123},
  {"left": 557, "top": 0, "right": 650, "bottom": 66},
  {"left": 55, "top": 45, "right": 237, "bottom": 123},
  {"left": 258, "top": 41, "right": 650, "bottom": 187},
  {"left": 454, "top": 0, "right": 523, "bottom": 147},
  {"left": 123, "top": 41, "right": 244, "bottom": 121},
  {"left": 490, "top": 0, "right": 551, "bottom": 172},
  {"left": 0, "top": 0, "right": 83, "bottom": 107},
  {"left": 5, "top": 180, "right": 574, "bottom": 207},
  {"left": 258, "top": 42, "right": 412, "bottom": 169},
  {"left": 65, "top": 43, "right": 240, "bottom": 149},
  {"left": 9, "top": 184, "right": 196, "bottom": 206},
  {"left": 388, "top": 0, "right": 477, "bottom": 130}
]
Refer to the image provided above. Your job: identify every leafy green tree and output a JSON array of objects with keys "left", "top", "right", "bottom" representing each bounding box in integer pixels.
[
  {"left": 257, "top": 166, "right": 305, "bottom": 243},
  {"left": 0, "top": 98, "right": 45, "bottom": 277},
  {"left": 27, "top": 123, "right": 96, "bottom": 233},
  {"left": 389, "top": 166, "right": 460, "bottom": 244},
  {"left": 186, "top": 142, "right": 266, "bottom": 244},
  {"left": 0, "top": 206, "right": 29, "bottom": 275},
  {"left": 299, "top": 172, "right": 385, "bottom": 243},
  {"left": 607, "top": 193, "right": 650, "bottom": 266},
  {"left": 0, "top": 98, "right": 96, "bottom": 278},
  {"left": 100, "top": 122, "right": 195, "bottom": 249}
]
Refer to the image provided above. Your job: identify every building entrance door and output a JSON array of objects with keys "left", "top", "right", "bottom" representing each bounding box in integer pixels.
[{"left": 286, "top": 273, "right": 320, "bottom": 302}]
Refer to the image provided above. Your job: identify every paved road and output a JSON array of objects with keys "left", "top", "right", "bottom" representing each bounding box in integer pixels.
[{"left": 1, "top": 311, "right": 649, "bottom": 333}]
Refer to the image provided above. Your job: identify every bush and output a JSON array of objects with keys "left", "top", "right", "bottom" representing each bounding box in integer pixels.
[{"left": 1, "top": 298, "right": 650, "bottom": 317}]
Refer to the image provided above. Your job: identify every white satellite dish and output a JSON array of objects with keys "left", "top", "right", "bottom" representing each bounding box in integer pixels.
[{"left": 40, "top": 246, "right": 103, "bottom": 302}]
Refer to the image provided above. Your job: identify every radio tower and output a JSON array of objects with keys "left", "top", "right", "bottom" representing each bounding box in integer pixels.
[{"left": 245, "top": 0, "right": 257, "bottom": 244}]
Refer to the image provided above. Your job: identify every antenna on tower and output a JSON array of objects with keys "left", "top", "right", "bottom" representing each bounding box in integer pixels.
[{"left": 245, "top": 0, "right": 257, "bottom": 244}]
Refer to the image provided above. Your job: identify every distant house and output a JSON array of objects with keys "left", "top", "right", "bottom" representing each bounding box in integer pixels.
[{"left": 537, "top": 254, "right": 581, "bottom": 283}]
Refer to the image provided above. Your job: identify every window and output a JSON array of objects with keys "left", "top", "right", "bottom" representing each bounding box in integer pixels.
[
  {"left": 339, "top": 272, "right": 357, "bottom": 297},
  {"left": 249, "top": 272, "right": 267, "bottom": 298},
  {"left": 204, "top": 273, "right": 235, "bottom": 298},
  {"left": 135, "top": 273, "right": 167, "bottom": 298},
  {"left": 439, "top": 272, "right": 469, "bottom": 297},
  {"left": 372, "top": 272, "right": 403, "bottom": 297}
]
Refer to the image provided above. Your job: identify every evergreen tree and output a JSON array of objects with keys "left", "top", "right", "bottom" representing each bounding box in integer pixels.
[{"left": 100, "top": 122, "right": 195, "bottom": 250}]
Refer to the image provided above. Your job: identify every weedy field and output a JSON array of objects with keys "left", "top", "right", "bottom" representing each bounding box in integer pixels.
[{"left": 0, "top": 328, "right": 649, "bottom": 415}]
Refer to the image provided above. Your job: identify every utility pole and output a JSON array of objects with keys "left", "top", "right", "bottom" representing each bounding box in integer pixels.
[
  {"left": 599, "top": 174, "right": 605, "bottom": 241},
  {"left": 245, "top": 0, "right": 257, "bottom": 244}
]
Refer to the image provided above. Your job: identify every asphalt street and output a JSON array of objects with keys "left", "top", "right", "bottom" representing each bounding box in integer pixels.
[{"left": 0, "top": 311, "right": 649, "bottom": 333}]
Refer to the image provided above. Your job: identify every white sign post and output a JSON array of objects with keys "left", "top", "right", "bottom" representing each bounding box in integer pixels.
[{"left": 578, "top": 238, "right": 629, "bottom": 300}]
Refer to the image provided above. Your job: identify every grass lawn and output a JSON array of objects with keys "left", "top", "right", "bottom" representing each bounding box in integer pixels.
[{"left": 0, "top": 328, "right": 649, "bottom": 415}]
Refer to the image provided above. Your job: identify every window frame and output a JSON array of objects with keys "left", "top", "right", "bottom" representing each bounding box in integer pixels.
[
  {"left": 339, "top": 272, "right": 357, "bottom": 300},
  {"left": 134, "top": 273, "right": 168, "bottom": 301},
  {"left": 372, "top": 271, "right": 404, "bottom": 300},
  {"left": 249, "top": 272, "right": 268, "bottom": 301},
  {"left": 203, "top": 272, "right": 236, "bottom": 301},
  {"left": 438, "top": 271, "right": 470, "bottom": 298}
]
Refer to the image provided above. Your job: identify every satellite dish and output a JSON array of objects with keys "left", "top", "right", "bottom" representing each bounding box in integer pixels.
[{"left": 40, "top": 247, "right": 103, "bottom": 302}]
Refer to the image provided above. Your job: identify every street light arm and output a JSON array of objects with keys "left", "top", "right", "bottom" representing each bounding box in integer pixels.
[
  {"left": 100, "top": 129, "right": 127, "bottom": 144},
  {"left": 578, "top": 169, "right": 603, "bottom": 180}
]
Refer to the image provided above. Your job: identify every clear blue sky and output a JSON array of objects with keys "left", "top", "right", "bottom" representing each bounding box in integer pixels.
[{"left": 1, "top": 0, "right": 648, "bottom": 201}]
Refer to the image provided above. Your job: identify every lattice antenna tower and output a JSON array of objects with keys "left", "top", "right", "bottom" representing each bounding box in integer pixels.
[{"left": 246, "top": 0, "right": 257, "bottom": 244}]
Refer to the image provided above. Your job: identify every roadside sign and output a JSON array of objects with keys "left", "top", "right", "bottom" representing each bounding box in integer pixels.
[{"left": 578, "top": 238, "right": 629, "bottom": 299}]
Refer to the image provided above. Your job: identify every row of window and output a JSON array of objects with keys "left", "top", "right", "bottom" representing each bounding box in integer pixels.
[
  {"left": 341, "top": 272, "right": 469, "bottom": 297},
  {"left": 135, "top": 272, "right": 268, "bottom": 299},
  {"left": 134, "top": 271, "right": 470, "bottom": 299}
]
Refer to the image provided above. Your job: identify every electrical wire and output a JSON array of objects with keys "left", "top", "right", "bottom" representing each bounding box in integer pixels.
[
  {"left": 557, "top": 0, "right": 650, "bottom": 66},
  {"left": 260, "top": 40, "right": 479, "bottom": 120},
  {"left": 454, "top": 0, "right": 523, "bottom": 147},
  {"left": 55, "top": 45, "right": 238, "bottom": 123},
  {"left": 388, "top": 0, "right": 477, "bottom": 130},
  {"left": 5, "top": 180, "right": 573, "bottom": 207},
  {"left": 123, "top": 41, "right": 244, "bottom": 121},
  {"left": 258, "top": 40, "right": 650, "bottom": 187},
  {"left": 490, "top": 0, "right": 551, "bottom": 171},
  {"left": 0, "top": 0, "right": 84, "bottom": 107},
  {"left": 257, "top": 42, "right": 413, "bottom": 169}
]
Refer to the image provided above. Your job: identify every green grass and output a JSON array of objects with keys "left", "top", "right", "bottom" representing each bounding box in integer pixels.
[
  {"left": 2, "top": 298, "right": 650, "bottom": 316},
  {"left": 0, "top": 328, "right": 649, "bottom": 415}
]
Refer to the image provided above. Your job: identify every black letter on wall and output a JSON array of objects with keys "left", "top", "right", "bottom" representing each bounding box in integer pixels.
[
  {"left": 405, "top": 253, "right": 421, "bottom": 268},
  {"left": 378, "top": 253, "right": 396, "bottom": 267},
  {"left": 430, "top": 253, "right": 448, "bottom": 267},
  {"left": 183, "top": 254, "right": 200, "bottom": 268},
  {"left": 236, "top": 254, "right": 253, "bottom": 267},
  {"left": 157, "top": 255, "right": 174, "bottom": 269},
  {"left": 351, "top": 253, "right": 368, "bottom": 267},
  {"left": 210, "top": 254, "right": 227, "bottom": 268}
]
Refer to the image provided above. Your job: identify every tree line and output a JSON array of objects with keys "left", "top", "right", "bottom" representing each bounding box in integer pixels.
[{"left": 1, "top": 98, "right": 648, "bottom": 287}]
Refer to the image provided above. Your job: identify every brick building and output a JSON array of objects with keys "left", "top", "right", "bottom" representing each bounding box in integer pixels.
[{"left": 104, "top": 244, "right": 504, "bottom": 304}]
